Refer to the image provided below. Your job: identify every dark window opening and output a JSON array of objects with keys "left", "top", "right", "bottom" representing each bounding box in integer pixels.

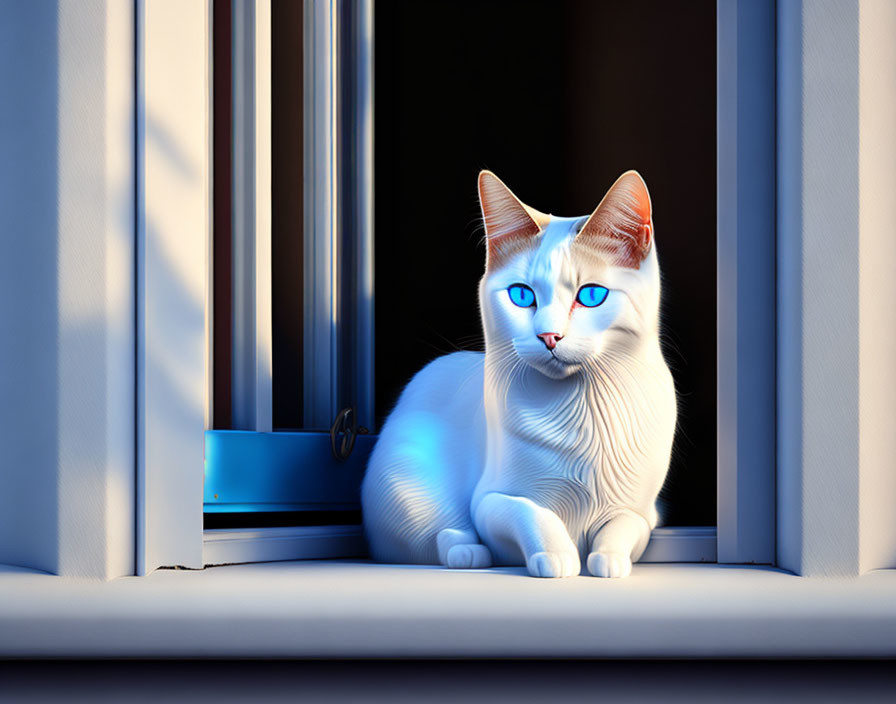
[
  {"left": 211, "top": 0, "right": 717, "bottom": 532},
  {"left": 271, "top": 0, "right": 304, "bottom": 432},
  {"left": 209, "top": 1, "right": 322, "bottom": 531},
  {"left": 213, "top": 0, "right": 305, "bottom": 434},
  {"left": 212, "top": 0, "right": 233, "bottom": 431},
  {"left": 375, "top": 0, "right": 717, "bottom": 526}
]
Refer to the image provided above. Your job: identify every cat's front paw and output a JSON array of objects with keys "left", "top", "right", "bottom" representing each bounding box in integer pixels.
[
  {"left": 446, "top": 544, "right": 492, "bottom": 569},
  {"left": 526, "top": 551, "right": 580, "bottom": 578},
  {"left": 587, "top": 551, "right": 632, "bottom": 578}
]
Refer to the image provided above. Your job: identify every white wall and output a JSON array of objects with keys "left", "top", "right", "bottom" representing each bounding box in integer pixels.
[
  {"left": 857, "top": 0, "right": 896, "bottom": 575},
  {"left": 0, "top": 0, "right": 135, "bottom": 578},
  {"left": 778, "top": 0, "right": 896, "bottom": 576}
]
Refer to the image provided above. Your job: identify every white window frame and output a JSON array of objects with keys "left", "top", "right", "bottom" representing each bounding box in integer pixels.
[
  {"left": 230, "top": 0, "right": 273, "bottom": 434},
  {"left": 716, "top": 0, "right": 776, "bottom": 565},
  {"left": 136, "top": 0, "right": 211, "bottom": 574},
  {"left": 203, "top": 0, "right": 375, "bottom": 566},
  {"left": 229, "top": 0, "right": 375, "bottom": 437},
  {"left": 137, "top": 0, "right": 780, "bottom": 572}
]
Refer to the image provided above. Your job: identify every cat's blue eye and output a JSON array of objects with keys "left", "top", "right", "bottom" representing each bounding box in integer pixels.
[
  {"left": 576, "top": 284, "right": 609, "bottom": 308},
  {"left": 508, "top": 284, "right": 536, "bottom": 308}
]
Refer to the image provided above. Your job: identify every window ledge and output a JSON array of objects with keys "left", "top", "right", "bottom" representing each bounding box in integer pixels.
[{"left": 1, "top": 561, "right": 895, "bottom": 658}]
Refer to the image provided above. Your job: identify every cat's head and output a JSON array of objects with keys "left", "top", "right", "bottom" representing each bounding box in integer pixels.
[{"left": 477, "top": 170, "right": 661, "bottom": 380}]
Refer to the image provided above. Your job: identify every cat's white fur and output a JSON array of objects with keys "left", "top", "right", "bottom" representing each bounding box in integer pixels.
[{"left": 362, "top": 171, "right": 677, "bottom": 578}]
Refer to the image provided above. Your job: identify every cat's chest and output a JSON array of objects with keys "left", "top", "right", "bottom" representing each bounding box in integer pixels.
[
  {"left": 503, "top": 414, "right": 596, "bottom": 462},
  {"left": 494, "top": 396, "right": 607, "bottom": 495},
  {"left": 486, "top": 426, "right": 609, "bottom": 533},
  {"left": 488, "top": 383, "right": 641, "bottom": 496},
  {"left": 500, "top": 387, "right": 603, "bottom": 455}
]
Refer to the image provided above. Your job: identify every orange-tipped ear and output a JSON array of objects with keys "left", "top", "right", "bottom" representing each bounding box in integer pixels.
[
  {"left": 478, "top": 171, "right": 547, "bottom": 268},
  {"left": 577, "top": 171, "right": 653, "bottom": 268}
]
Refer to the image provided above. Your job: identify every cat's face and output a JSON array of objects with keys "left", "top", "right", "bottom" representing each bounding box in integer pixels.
[{"left": 478, "top": 171, "right": 659, "bottom": 380}]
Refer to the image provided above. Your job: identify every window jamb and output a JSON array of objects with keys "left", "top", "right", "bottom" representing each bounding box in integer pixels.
[
  {"left": 716, "top": 0, "right": 777, "bottom": 565},
  {"left": 136, "top": 0, "right": 211, "bottom": 574},
  {"left": 231, "top": 0, "right": 273, "bottom": 432}
]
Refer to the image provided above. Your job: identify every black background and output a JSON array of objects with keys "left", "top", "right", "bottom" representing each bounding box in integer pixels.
[
  {"left": 375, "top": 0, "right": 717, "bottom": 526},
  {"left": 6, "top": 661, "right": 895, "bottom": 701}
]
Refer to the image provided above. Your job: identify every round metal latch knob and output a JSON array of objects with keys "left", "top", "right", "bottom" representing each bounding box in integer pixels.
[{"left": 330, "top": 407, "right": 357, "bottom": 461}]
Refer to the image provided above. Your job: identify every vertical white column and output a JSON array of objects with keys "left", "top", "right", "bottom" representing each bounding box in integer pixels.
[
  {"left": 0, "top": 0, "right": 136, "bottom": 578},
  {"left": 777, "top": 0, "right": 861, "bottom": 577},
  {"left": 716, "top": 0, "right": 776, "bottom": 565},
  {"left": 232, "top": 0, "right": 273, "bottom": 432},
  {"left": 95, "top": 0, "right": 137, "bottom": 580},
  {"left": 348, "top": 0, "right": 375, "bottom": 432},
  {"left": 137, "top": 0, "right": 211, "bottom": 573},
  {"left": 858, "top": 0, "right": 896, "bottom": 574},
  {"left": 302, "top": 0, "right": 375, "bottom": 433},
  {"left": 0, "top": 1, "right": 60, "bottom": 574},
  {"left": 303, "top": 0, "right": 340, "bottom": 430},
  {"left": 56, "top": 0, "right": 136, "bottom": 579}
]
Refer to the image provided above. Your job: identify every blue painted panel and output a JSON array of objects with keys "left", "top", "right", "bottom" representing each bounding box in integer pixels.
[{"left": 204, "top": 430, "right": 375, "bottom": 513}]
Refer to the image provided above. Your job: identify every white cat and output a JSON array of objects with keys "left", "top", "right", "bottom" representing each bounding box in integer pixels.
[{"left": 362, "top": 171, "right": 677, "bottom": 578}]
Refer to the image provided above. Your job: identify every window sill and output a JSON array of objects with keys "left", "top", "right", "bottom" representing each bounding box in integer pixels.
[{"left": 1, "top": 561, "right": 894, "bottom": 658}]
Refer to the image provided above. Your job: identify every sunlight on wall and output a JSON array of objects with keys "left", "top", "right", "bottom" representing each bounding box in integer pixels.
[
  {"left": 55, "top": 0, "right": 136, "bottom": 579},
  {"left": 858, "top": 0, "right": 896, "bottom": 573},
  {"left": 137, "top": 0, "right": 210, "bottom": 573}
]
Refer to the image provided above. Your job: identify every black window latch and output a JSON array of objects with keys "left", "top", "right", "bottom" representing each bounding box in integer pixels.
[{"left": 330, "top": 407, "right": 369, "bottom": 461}]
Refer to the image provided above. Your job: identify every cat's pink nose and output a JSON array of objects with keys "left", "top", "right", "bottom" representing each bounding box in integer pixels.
[{"left": 537, "top": 332, "right": 563, "bottom": 350}]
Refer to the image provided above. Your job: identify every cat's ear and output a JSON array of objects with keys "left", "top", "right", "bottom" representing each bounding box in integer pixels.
[
  {"left": 577, "top": 170, "right": 653, "bottom": 269},
  {"left": 478, "top": 171, "right": 548, "bottom": 267}
]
